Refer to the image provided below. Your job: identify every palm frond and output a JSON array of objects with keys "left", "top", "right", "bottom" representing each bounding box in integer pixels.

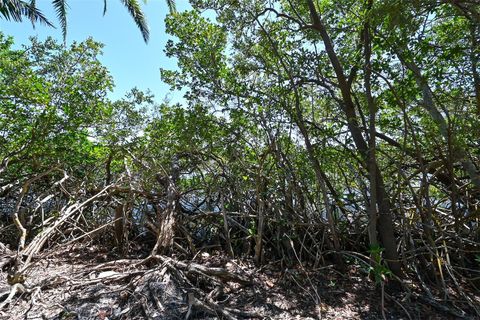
[
  {"left": 103, "top": 0, "right": 107, "bottom": 16},
  {"left": 52, "top": 0, "right": 68, "bottom": 42},
  {"left": 166, "top": 0, "right": 176, "bottom": 14},
  {"left": 29, "top": 0, "right": 36, "bottom": 25},
  {"left": 26, "top": 1, "right": 54, "bottom": 27},
  {"left": 0, "top": 0, "right": 24, "bottom": 21},
  {"left": 0, "top": 0, "right": 53, "bottom": 26},
  {"left": 120, "top": 0, "right": 149, "bottom": 43}
]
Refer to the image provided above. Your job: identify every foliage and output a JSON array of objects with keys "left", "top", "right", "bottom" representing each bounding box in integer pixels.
[{"left": 1, "top": 0, "right": 480, "bottom": 316}]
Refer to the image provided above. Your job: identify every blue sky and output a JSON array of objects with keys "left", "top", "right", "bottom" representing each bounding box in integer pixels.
[{"left": 0, "top": 0, "right": 190, "bottom": 102}]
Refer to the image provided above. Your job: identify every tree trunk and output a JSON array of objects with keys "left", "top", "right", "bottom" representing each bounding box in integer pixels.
[
  {"left": 306, "top": 0, "right": 402, "bottom": 277},
  {"left": 470, "top": 23, "right": 480, "bottom": 115},
  {"left": 114, "top": 204, "right": 125, "bottom": 250},
  {"left": 363, "top": 2, "right": 379, "bottom": 252},
  {"left": 396, "top": 50, "right": 480, "bottom": 189},
  {"left": 221, "top": 194, "right": 234, "bottom": 257},
  {"left": 151, "top": 155, "right": 180, "bottom": 255},
  {"left": 254, "top": 174, "right": 265, "bottom": 265},
  {"left": 295, "top": 112, "right": 345, "bottom": 271}
]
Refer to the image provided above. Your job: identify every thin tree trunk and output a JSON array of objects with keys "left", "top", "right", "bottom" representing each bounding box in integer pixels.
[
  {"left": 256, "top": 15, "right": 345, "bottom": 270},
  {"left": 296, "top": 113, "right": 345, "bottom": 271},
  {"left": 221, "top": 194, "right": 234, "bottom": 257},
  {"left": 470, "top": 23, "right": 480, "bottom": 115},
  {"left": 114, "top": 204, "right": 125, "bottom": 250},
  {"left": 254, "top": 171, "right": 265, "bottom": 265},
  {"left": 396, "top": 50, "right": 480, "bottom": 189},
  {"left": 363, "top": 0, "right": 378, "bottom": 251},
  {"left": 105, "top": 151, "right": 114, "bottom": 186},
  {"left": 306, "top": 0, "right": 402, "bottom": 277}
]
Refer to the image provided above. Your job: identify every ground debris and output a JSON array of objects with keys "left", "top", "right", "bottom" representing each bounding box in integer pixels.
[{"left": 0, "top": 246, "right": 475, "bottom": 319}]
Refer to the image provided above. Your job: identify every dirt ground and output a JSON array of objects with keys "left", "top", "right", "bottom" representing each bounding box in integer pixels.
[{"left": 0, "top": 245, "right": 475, "bottom": 319}]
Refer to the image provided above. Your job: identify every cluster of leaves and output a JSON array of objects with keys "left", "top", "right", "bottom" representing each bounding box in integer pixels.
[{"left": 0, "top": 33, "right": 269, "bottom": 251}]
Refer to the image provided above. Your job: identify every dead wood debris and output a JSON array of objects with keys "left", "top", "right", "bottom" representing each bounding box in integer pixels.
[
  {"left": 0, "top": 247, "right": 264, "bottom": 320},
  {"left": 1, "top": 244, "right": 478, "bottom": 319}
]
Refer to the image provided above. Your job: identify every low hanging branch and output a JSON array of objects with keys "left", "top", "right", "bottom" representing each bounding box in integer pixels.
[
  {"left": 21, "top": 183, "right": 115, "bottom": 265},
  {"left": 12, "top": 167, "right": 62, "bottom": 251},
  {"left": 0, "top": 183, "right": 117, "bottom": 310}
]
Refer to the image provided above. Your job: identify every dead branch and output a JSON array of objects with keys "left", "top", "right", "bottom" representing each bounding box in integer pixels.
[{"left": 12, "top": 167, "right": 61, "bottom": 251}]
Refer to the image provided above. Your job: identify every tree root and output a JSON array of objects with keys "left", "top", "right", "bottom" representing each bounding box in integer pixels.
[
  {"left": 147, "top": 255, "right": 251, "bottom": 285},
  {"left": 0, "top": 283, "right": 26, "bottom": 309}
]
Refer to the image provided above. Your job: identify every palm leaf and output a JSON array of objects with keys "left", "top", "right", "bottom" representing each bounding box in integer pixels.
[
  {"left": 52, "top": 0, "right": 67, "bottom": 42},
  {"left": 0, "top": 0, "right": 24, "bottom": 21},
  {"left": 120, "top": 0, "right": 149, "bottom": 43},
  {"left": 26, "top": 1, "right": 54, "bottom": 27},
  {"left": 28, "top": 0, "right": 35, "bottom": 24},
  {"left": 103, "top": 0, "right": 107, "bottom": 16},
  {"left": 0, "top": 0, "right": 53, "bottom": 26},
  {"left": 166, "top": 0, "right": 176, "bottom": 13}
]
